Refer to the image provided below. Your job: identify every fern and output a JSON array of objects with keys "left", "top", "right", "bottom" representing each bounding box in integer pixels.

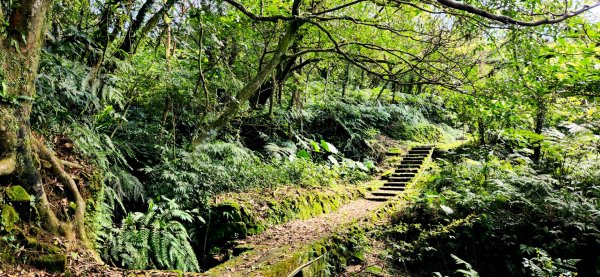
[
  {"left": 103, "top": 198, "right": 201, "bottom": 272},
  {"left": 522, "top": 247, "right": 579, "bottom": 277},
  {"left": 264, "top": 142, "right": 297, "bottom": 160},
  {"left": 451, "top": 255, "right": 480, "bottom": 277}
]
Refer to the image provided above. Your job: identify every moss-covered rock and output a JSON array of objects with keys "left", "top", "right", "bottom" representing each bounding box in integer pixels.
[
  {"left": 31, "top": 253, "right": 67, "bottom": 273},
  {"left": 22, "top": 235, "right": 62, "bottom": 254},
  {"left": 6, "top": 185, "right": 32, "bottom": 219},
  {"left": 1, "top": 204, "right": 19, "bottom": 232},
  {"left": 6, "top": 185, "right": 30, "bottom": 201}
]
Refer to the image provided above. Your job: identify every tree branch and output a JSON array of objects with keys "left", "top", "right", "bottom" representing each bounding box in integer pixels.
[
  {"left": 221, "top": 0, "right": 296, "bottom": 21},
  {"left": 436, "top": 0, "right": 600, "bottom": 26}
]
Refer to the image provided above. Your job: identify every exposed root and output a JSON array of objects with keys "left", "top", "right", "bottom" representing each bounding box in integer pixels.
[
  {"left": 61, "top": 160, "right": 83, "bottom": 169},
  {"left": 0, "top": 153, "right": 16, "bottom": 176},
  {"left": 32, "top": 139, "right": 88, "bottom": 243}
]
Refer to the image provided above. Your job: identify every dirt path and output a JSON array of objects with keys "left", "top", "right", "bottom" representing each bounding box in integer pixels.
[
  {"left": 238, "top": 199, "right": 385, "bottom": 248},
  {"left": 204, "top": 198, "right": 390, "bottom": 276}
]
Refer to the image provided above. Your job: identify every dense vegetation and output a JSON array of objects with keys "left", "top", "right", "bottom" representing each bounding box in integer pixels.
[
  {"left": 0, "top": 0, "right": 599, "bottom": 275},
  {"left": 384, "top": 128, "right": 600, "bottom": 276}
]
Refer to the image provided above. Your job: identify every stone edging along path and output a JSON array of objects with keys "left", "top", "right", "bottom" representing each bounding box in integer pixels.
[{"left": 203, "top": 146, "right": 434, "bottom": 277}]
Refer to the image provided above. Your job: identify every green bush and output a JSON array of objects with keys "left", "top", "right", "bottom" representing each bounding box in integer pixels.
[{"left": 144, "top": 142, "right": 370, "bottom": 212}]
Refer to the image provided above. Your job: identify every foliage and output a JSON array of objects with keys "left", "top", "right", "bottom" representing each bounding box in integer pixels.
[
  {"left": 144, "top": 141, "right": 370, "bottom": 212},
  {"left": 384, "top": 138, "right": 600, "bottom": 276},
  {"left": 433, "top": 255, "right": 480, "bottom": 277},
  {"left": 404, "top": 123, "right": 450, "bottom": 143},
  {"left": 102, "top": 198, "right": 201, "bottom": 272},
  {"left": 521, "top": 246, "right": 579, "bottom": 277},
  {"left": 4, "top": 0, "right": 599, "bottom": 273},
  {"left": 260, "top": 100, "right": 451, "bottom": 160}
]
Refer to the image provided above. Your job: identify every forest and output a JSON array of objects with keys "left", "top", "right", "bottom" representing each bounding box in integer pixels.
[{"left": 0, "top": 0, "right": 599, "bottom": 276}]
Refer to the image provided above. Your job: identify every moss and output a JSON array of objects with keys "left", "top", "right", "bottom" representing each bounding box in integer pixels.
[
  {"left": 206, "top": 183, "right": 374, "bottom": 268},
  {"left": 387, "top": 148, "right": 404, "bottom": 155},
  {"left": 1, "top": 204, "right": 19, "bottom": 232},
  {"left": 406, "top": 123, "right": 449, "bottom": 143},
  {"left": 31, "top": 253, "right": 67, "bottom": 273},
  {"left": 205, "top": 180, "right": 404, "bottom": 276},
  {"left": 23, "top": 235, "right": 62, "bottom": 254},
  {"left": 6, "top": 185, "right": 30, "bottom": 202}
]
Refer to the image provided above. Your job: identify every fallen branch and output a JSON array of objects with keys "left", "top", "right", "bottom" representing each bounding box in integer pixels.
[{"left": 287, "top": 254, "right": 325, "bottom": 277}]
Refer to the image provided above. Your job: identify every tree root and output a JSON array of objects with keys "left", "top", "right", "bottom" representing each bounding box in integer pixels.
[
  {"left": 0, "top": 153, "right": 16, "bottom": 176},
  {"left": 61, "top": 160, "right": 83, "bottom": 169},
  {"left": 32, "top": 139, "right": 89, "bottom": 246}
]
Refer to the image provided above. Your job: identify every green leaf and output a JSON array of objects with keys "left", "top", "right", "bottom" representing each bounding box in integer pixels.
[
  {"left": 296, "top": 150, "right": 311, "bottom": 159},
  {"left": 320, "top": 140, "right": 339, "bottom": 154},
  {"left": 310, "top": 141, "right": 320, "bottom": 152}
]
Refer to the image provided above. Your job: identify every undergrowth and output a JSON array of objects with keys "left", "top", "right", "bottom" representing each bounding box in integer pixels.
[{"left": 383, "top": 128, "right": 600, "bottom": 276}]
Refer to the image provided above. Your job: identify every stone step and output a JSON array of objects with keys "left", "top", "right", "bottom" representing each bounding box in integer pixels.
[
  {"left": 366, "top": 197, "right": 389, "bottom": 202},
  {"left": 394, "top": 167, "right": 419, "bottom": 173},
  {"left": 398, "top": 161, "right": 422, "bottom": 165},
  {"left": 403, "top": 156, "right": 426, "bottom": 159},
  {"left": 395, "top": 167, "right": 420, "bottom": 171},
  {"left": 385, "top": 182, "right": 407, "bottom": 186},
  {"left": 389, "top": 177, "right": 412, "bottom": 182},
  {"left": 380, "top": 186, "right": 405, "bottom": 191},
  {"left": 391, "top": 173, "right": 415, "bottom": 177},
  {"left": 400, "top": 163, "right": 422, "bottom": 167},
  {"left": 406, "top": 149, "right": 431, "bottom": 154},
  {"left": 401, "top": 159, "right": 424, "bottom": 163},
  {"left": 404, "top": 155, "right": 427, "bottom": 159},
  {"left": 372, "top": 191, "right": 398, "bottom": 197},
  {"left": 412, "top": 146, "right": 433, "bottom": 150}
]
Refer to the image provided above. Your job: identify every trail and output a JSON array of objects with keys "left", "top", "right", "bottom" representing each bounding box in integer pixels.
[
  {"left": 239, "top": 199, "right": 384, "bottom": 249},
  {"left": 205, "top": 146, "right": 434, "bottom": 276}
]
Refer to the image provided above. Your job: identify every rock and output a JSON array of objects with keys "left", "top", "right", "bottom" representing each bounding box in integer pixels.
[
  {"left": 1, "top": 204, "right": 19, "bottom": 232},
  {"left": 31, "top": 254, "right": 67, "bottom": 273},
  {"left": 5, "top": 186, "right": 31, "bottom": 219},
  {"left": 6, "top": 186, "right": 30, "bottom": 201}
]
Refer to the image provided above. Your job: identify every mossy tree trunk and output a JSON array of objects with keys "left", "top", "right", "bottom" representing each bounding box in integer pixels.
[
  {"left": 0, "top": 0, "right": 59, "bottom": 228},
  {"left": 0, "top": 1, "right": 90, "bottom": 245}
]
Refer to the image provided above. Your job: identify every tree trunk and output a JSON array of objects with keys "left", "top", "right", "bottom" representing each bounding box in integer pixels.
[
  {"left": 192, "top": 20, "right": 302, "bottom": 145},
  {"left": 1, "top": 0, "right": 59, "bottom": 228},
  {"left": 342, "top": 63, "right": 350, "bottom": 97},
  {"left": 376, "top": 81, "right": 389, "bottom": 101},
  {"left": 532, "top": 98, "right": 546, "bottom": 163},
  {"left": 1, "top": 1, "right": 92, "bottom": 248},
  {"left": 478, "top": 117, "right": 486, "bottom": 145}
]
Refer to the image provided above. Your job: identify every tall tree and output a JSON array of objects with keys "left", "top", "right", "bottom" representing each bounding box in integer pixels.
[{"left": 0, "top": 1, "right": 89, "bottom": 245}]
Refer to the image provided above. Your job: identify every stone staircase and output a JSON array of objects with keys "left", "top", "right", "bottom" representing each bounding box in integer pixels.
[{"left": 367, "top": 146, "right": 434, "bottom": 202}]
